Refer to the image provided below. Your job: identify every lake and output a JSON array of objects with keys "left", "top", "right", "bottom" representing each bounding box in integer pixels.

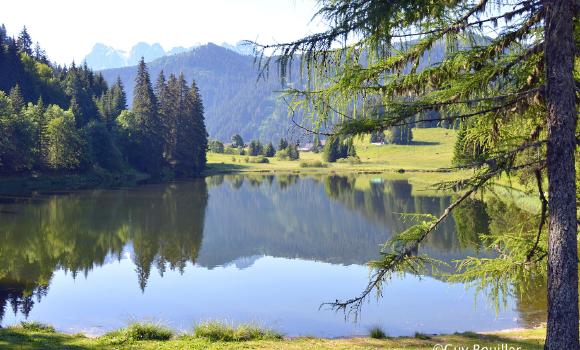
[{"left": 0, "top": 174, "right": 546, "bottom": 337}]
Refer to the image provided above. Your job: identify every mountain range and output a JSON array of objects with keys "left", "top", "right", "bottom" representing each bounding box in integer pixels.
[{"left": 84, "top": 41, "right": 255, "bottom": 70}]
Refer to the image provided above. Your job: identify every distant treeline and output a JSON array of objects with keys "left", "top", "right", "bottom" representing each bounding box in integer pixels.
[{"left": 0, "top": 24, "right": 207, "bottom": 177}]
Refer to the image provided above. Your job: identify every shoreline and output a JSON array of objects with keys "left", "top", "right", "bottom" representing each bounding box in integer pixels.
[{"left": 0, "top": 322, "right": 547, "bottom": 349}]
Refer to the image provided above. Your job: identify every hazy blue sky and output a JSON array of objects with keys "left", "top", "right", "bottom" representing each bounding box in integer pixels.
[{"left": 1, "top": 0, "right": 325, "bottom": 64}]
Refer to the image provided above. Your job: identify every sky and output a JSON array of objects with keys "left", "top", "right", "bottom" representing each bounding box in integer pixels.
[{"left": 1, "top": 0, "right": 326, "bottom": 64}]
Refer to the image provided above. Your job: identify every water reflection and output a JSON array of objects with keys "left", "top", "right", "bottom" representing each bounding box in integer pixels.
[{"left": 0, "top": 175, "right": 546, "bottom": 334}]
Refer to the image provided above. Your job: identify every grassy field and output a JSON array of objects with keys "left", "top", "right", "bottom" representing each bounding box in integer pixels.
[
  {"left": 206, "top": 128, "right": 459, "bottom": 174},
  {"left": 0, "top": 322, "right": 547, "bottom": 350}
]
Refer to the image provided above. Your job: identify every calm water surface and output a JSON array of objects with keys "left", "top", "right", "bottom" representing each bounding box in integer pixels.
[{"left": 0, "top": 175, "right": 545, "bottom": 337}]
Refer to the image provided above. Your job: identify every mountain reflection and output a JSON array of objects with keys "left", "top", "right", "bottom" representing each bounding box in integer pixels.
[{"left": 0, "top": 175, "right": 545, "bottom": 326}]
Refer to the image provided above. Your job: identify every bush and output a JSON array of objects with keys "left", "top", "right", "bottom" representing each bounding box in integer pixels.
[
  {"left": 249, "top": 156, "right": 269, "bottom": 164},
  {"left": 192, "top": 321, "right": 282, "bottom": 342},
  {"left": 17, "top": 321, "right": 55, "bottom": 333},
  {"left": 414, "top": 332, "right": 432, "bottom": 340},
  {"left": 276, "top": 145, "right": 299, "bottom": 161},
  {"left": 336, "top": 156, "right": 362, "bottom": 164},
  {"left": 104, "top": 322, "right": 174, "bottom": 342},
  {"left": 299, "top": 160, "right": 327, "bottom": 168},
  {"left": 208, "top": 140, "right": 225, "bottom": 153},
  {"left": 368, "top": 326, "right": 388, "bottom": 339}
]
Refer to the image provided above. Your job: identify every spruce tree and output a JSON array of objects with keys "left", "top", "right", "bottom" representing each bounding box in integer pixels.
[
  {"left": 189, "top": 79, "right": 207, "bottom": 171},
  {"left": 8, "top": 85, "right": 24, "bottom": 114},
  {"left": 264, "top": 142, "right": 275, "bottom": 157},
  {"left": 16, "top": 26, "right": 32, "bottom": 56},
  {"left": 131, "top": 57, "right": 163, "bottom": 175},
  {"left": 278, "top": 138, "right": 288, "bottom": 151}
]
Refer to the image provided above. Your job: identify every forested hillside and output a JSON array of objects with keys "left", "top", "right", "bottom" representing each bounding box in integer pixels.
[
  {"left": 0, "top": 24, "right": 207, "bottom": 178},
  {"left": 100, "top": 43, "right": 300, "bottom": 143}
]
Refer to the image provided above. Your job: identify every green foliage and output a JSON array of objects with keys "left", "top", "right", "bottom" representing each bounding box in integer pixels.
[
  {"left": 192, "top": 321, "right": 282, "bottom": 342},
  {"left": 44, "top": 106, "right": 86, "bottom": 171},
  {"left": 259, "top": 0, "right": 567, "bottom": 318},
  {"left": 248, "top": 140, "right": 263, "bottom": 156},
  {"left": 263, "top": 142, "right": 276, "bottom": 157},
  {"left": 83, "top": 121, "right": 123, "bottom": 171},
  {"left": 209, "top": 139, "right": 225, "bottom": 153},
  {"left": 130, "top": 58, "right": 163, "bottom": 175},
  {"left": 368, "top": 326, "right": 388, "bottom": 339},
  {"left": 104, "top": 323, "right": 173, "bottom": 342},
  {"left": 452, "top": 122, "right": 488, "bottom": 166},
  {"left": 322, "top": 136, "right": 355, "bottom": 162},
  {"left": 249, "top": 156, "right": 269, "bottom": 164},
  {"left": 278, "top": 138, "right": 288, "bottom": 151},
  {"left": 231, "top": 134, "right": 244, "bottom": 148},
  {"left": 0, "top": 25, "right": 207, "bottom": 178},
  {"left": 18, "top": 321, "right": 55, "bottom": 333},
  {"left": 276, "top": 144, "right": 299, "bottom": 160},
  {"left": 300, "top": 160, "right": 327, "bottom": 168}
]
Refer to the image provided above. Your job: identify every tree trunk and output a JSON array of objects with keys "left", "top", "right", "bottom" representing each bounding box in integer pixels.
[{"left": 544, "top": 0, "right": 578, "bottom": 349}]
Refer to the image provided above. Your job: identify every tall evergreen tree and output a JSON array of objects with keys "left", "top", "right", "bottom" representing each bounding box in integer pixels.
[
  {"left": 129, "top": 57, "right": 163, "bottom": 175},
  {"left": 189, "top": 79, "right": 207, "bottom": 171},
  {"left": 16, "top": 26, "right": 32, "bottom": 56},
  {"left": 261, "top": 1, "right": 579, "bottom": 347}
]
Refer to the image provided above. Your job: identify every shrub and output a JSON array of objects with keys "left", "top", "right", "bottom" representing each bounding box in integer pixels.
[
  {"left": 104, "top": 322, "right": 173, "bottom": 342},
  {"left": 248, "top": 156, "right": 269, "bottom": 164},
  {"left": 208, "top": 140, "right": 225, "bottom": 153},
  {"left": 414, "top": 332, "right": 432, "bottom": 340},
  {"left": 192, "top": 321, "right": 282, "bottom": 342},
  {"left": 368, "top": 326, "right": 388, "bottom": 339},
  {"left": 18, "top": 321, "right": 55, "bottom": 333},
  {"left": 299, "top": 160, "right": 327, "bottom": 168},
  {"left": 276, "top": 145, "right": 299, "bottom": 161},
  {"left": 336, "top": 156, "right": 362, "bottom": 164},
  {"left": 248, "top": 140, "right": 263, "bottom": 156}
]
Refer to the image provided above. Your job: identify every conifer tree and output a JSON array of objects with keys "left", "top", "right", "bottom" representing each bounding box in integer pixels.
[
  {"left": 264, "top": 142, "right": 275, "bottom": 157},
  {"left": 16, "top": 26, "right": 32, "bottom": 56},
  {"left": 130, "top": 58, "right": 163, "bottom": 175},
  {"left": 155, "top": 71, "right": 174, "bottom": 161},
  {"left": 8, "top": 85, "right": 24, "bottom": 114},
  {"left": 260, "top": 0, "right": 578, "bottom": 347},
  {"left": 278, "top": 138, "right": 288, "bottom": 151},
  {"left": 189, "top": 79, "right": 207, "bottom": 171}
]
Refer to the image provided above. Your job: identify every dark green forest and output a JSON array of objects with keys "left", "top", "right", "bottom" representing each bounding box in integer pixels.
[{"left": 0, "top": 24, "right": 207, "bottom": 178}]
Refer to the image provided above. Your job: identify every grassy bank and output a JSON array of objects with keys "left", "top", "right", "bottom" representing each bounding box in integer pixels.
[
  {"left": 0, "top": 321, "right": 546, "bottom": 350},
  {"left": 206, "top": 128, "right": 459, "bottom": 175}
]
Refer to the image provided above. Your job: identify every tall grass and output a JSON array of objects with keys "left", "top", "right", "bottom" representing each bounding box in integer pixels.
[
  {"left": 192, "top": 321, "right": 282, "bottom": 342},
  {"left": 16, "top": 321, "right": 56, "bottom": 333},
  {"left": 103, "top": 322, "right": 174, "bottom": 342}
]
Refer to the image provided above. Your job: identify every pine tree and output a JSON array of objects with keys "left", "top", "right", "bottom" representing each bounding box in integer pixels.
[
  {"left": 16, "top": 26, "right": 32, "bottom": 56},
  {"left": 8, "top": 85, "right": 24, "bottom": 114},
  {"left": 278, "top": 138, "right": 288, "bottom": 151},
  {"left": 130, "top": 57, "right": 163, "bottom": 175},
  {"left": 189, "top": 79, "right": 207, "bottom": 171},
  {"left": 155, "top": 71, "right": 174, "bottom": 162},
  {"left": 264, "top": 142, "right": 275, "bottom": 157}
]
